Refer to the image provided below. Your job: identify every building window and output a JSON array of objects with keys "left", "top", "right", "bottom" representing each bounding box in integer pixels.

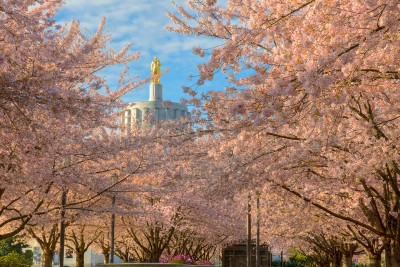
[
  {"left": 158, "top": 108, "right": 165, "bottom": 120},
  {"left": 127, "top": 109, "right": 131, "bottom": 124},
  {"left": 136, "top": 109, "right": 142, "bottom": 124}
]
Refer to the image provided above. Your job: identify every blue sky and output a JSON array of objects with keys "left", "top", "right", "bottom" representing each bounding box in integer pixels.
[{"left": 55, "top": 0, "right": 227, "bottom": 105}]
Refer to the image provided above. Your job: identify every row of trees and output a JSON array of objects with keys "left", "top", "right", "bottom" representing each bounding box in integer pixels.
[
  {"left": 0, "top": 0, "right": 146, "bottom": 240},
  {"left": 1, "top": 0, "right": 244, "bottom": 266},
  {"left": 0, "top": 0, "right": 223, "bottom": 266},
  {"left": 20, "top": 202, "right": 225, "bottom": 267},
  {"left": 165, "top": 0, "right": 400, "bottom": 267},
  {"left": 3, "top": 1, "right": 400, "bottom": 267}
]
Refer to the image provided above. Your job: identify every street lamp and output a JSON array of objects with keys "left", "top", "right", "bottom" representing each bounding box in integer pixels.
[
  {"left": 256, "top": 191, "right": 260, "bottom": 267},
  {"left": 247, "top": 193, "right": 252, "bottom": 267},
  {"left": 59, "top": 157, "right": 69, "bottom": 267},
  {"left": 59, "top": 185, "right": 67, "bottom": 267},
  {"left": 110, "top": 174, "right": 117, "bottom": 264}
]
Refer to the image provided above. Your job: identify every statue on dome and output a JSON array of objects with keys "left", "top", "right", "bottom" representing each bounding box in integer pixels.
[{"left": 151, "top": 57, "right": 161, "bottom": 84}]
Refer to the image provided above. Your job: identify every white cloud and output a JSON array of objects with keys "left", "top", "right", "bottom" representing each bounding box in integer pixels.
[{"left": 56, "top": 0, "right": 226, "bottom": 103}]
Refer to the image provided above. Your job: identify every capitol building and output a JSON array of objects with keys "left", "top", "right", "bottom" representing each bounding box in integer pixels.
[{"left": 121, "top": 57, "right": 189, "bottom": 132}]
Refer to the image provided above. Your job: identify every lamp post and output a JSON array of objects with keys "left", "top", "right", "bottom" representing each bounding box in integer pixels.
[
  {"left": 59, "top": 157, "right": 69, "bottom": 267},
  {"left": 59, "top": 186, "right": 67, "bottom": 267},
  {"left": 247, "top": 193, "right": 252, "bottom": 267},
  {"left": 255, "top": 192, "right": 260, "bottom": 267},
  {"left": 110, "top": 174, "right": 117, "bottom": 263}
]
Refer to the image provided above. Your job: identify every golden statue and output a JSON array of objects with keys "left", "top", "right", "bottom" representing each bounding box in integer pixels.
[{"left": 151, "top": 57, "right": 161, "bottom": 84}]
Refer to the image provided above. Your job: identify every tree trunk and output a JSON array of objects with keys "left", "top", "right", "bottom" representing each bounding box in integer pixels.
[
  {"left": 150, "top": 249, "right": 162, "bottom": 262},
  {"left": 330, "top": 261, "right": 340, "bottom": 267},
  {"left": 330, "top": 251, "right": 341, "bottom": 267},
  {"left": 390, "top": 241, "right": 400, "bottom": 267},
  {"left": 76, "top": 251, "right": 85, "bottom": 267},
  {"left": 103, "top": 250, "right": 110, "bottom": 264},
  {"left": 368, "top": 254, "right": 381, "bottom": 267},
  {"left": 41, "top": 249, "right": 54, "bottom": 267},
  {"left": 384, "top": 242, "right": 394, "bottom": 267},
  {"left": 341, "top": 253, "right": 352, "bottom": 267}
]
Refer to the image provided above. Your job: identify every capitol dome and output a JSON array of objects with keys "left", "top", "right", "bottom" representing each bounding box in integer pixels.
[{"left": 121, "top": 57, "right": 189, "bottom": 133}]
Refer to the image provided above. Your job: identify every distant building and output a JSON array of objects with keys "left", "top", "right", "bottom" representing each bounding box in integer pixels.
[
  {"left": 222, "top": 243, "right": 272, "bottom": 267},
  {"left": 121, "top": 57, "right": 189, "bottom": 132},
  {"left": 25, "top": 239, "right": 111, "bottom": 267}
]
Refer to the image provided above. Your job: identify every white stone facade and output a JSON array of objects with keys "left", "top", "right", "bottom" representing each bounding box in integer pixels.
[
  {"left": 26, "top": 239, "right": 108, "bottom": 267},
  {"left": 121, "top": 83, "right": 189, "bottom": 132}
]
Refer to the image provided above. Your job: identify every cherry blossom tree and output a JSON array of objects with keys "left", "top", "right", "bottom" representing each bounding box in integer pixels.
[
  {"left": 93, "top": 230, "right": 111, "bottom": 264},
  {"left": 167, "top": 1, "right": 400, "bottom": 266},
  {"left": 66, "top": 224, "right": 101, "bottom": 267},
  {"left": 0, "top": 0, "right": 147, "bottom": 239},
  {"left": 26, "top": 223, "right": 60, "bottom": 267}
]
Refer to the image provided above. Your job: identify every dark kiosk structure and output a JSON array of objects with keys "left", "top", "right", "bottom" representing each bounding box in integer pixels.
[{"left": 222, "top": 243, "right": 272, "bottom": 267}]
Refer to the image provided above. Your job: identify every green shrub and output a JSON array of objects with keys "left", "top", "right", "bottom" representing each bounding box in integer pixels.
[
  {"left": 0, "top": 251, "right": 32, "bottom": 267},
  {"left": 272, "top": 260, "right": 280, "bottom": 267},
  {"left": 171, "top": 258, "right": 184, "bottom": 263},
  {"left": 23, "top": 250, "right": 33, "bottom": 265},
  {"left": 287, "top": 249, "right": 314, "bottom": 267},
  {"left": 0, "top": 237, "right": 27, "bottom": 257}
]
